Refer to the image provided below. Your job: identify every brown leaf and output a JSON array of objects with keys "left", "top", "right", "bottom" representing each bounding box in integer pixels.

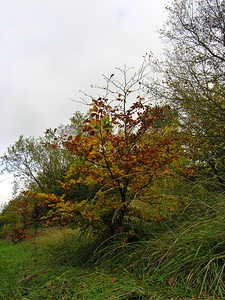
[
  {"left": 111, "top": 277, "right": 118, "bottom": 283},
  {"left": 167, "top": 276, "right": 175, "bottom": 286}
]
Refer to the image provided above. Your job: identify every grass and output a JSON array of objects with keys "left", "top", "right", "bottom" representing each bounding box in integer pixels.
[
  {"left": 0, "top": 227, "right": 189, "bottom": 300},
  {"left": 0, "top": 240, "right": 31, "bottom": 299},
  {"left": 0, "top": 228, "right": 205, "bottom": 299},
  {"left": 1, "top": 182, "right": 225, "bottom": 299}
]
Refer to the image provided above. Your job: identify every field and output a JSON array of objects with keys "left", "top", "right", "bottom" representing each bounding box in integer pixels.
[
  {"left": 1, "top": 182, "right": 225, "bottom": 299},
  {"left": 1, "top": 210, "right": 225, "bottom": 300},
  {"left": 0, "top": 228, "right": 180, "bottom": 300}
]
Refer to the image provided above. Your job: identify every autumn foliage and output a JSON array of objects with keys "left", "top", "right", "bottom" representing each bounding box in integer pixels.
[{"left": 34, "top": 67, "right": 182, "bottom": 234}]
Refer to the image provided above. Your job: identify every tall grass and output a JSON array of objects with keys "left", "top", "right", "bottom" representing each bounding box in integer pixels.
[
  {"left": 91, "top": 188, "right": 225, "bottom": 298},
  {"left": 1, "top": 228, "right": 158, "bottom": 299},
  {"left": 27, "top": 183, "right": 225, "bottom": 298},
  {"left": 32, "top": 227, "right": 100, "bottom": 267},
  {"left": 1, "top": 180, "right": 225, "bottom": 298}
]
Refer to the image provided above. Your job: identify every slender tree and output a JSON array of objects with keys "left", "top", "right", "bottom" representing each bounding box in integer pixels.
[
  {"left": 0, "top": 112, "right": 85, "bottom": 195},
  {"left": 149, "top": 0, "right": 225, "bottom": 186}
]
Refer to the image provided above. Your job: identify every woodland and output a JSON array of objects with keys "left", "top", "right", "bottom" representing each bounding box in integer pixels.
[{"left": 1, "top": 0, "right": 225, "bottom": 298}]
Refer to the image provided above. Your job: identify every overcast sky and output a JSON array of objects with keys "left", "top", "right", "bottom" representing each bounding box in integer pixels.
[{"left": 0, "top": 0, "right": 168, "bottom": 206}]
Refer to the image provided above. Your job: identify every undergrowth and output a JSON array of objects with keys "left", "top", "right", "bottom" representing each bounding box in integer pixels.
[{"left": 1, "top": 183, "right": 225, "bottom": 299}]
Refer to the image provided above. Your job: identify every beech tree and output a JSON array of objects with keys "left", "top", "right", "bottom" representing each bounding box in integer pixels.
[{"left": 41, "top": 64, "right": 182, "bottom": 234}]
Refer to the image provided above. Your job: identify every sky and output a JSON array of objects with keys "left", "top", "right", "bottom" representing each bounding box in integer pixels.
[{"left": 0, "top": 0, "right": 168, "bottom": 207}]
